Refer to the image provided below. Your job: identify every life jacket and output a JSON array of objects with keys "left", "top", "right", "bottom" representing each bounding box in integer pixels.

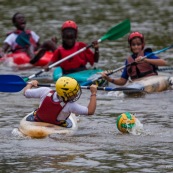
[
  {"left": 7, "top": 30, "right": 37, "bottom": 52},
  {"left": 34, "top": 91, "right": 68, "bottom": 125},
  {"left": 127, "top": 51, "right": 158, "bottom": 80},
  {"left": 56, "top": 42, "right": 91, "bottom": 73}
]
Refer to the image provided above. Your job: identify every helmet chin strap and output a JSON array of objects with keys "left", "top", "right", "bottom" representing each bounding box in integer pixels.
[{"left": 56, "top": 94, "right": 64, "bottom": 102}]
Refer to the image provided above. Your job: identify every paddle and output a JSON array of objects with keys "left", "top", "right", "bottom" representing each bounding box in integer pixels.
[
  {"left": 23, "top": 19, "right": 131, "bottom": 81},
  {"left": 0, "top": 74, "right": 144, "bottom": 93},
  {"left": 82, "top": 44, "right": 173, "bottom": 86},
  {"left": 158, "top": 66, "right": 173, "bottom": 72}
]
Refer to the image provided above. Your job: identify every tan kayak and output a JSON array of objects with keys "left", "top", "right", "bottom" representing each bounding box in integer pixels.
[
  {"left": 124, "top": 75, "right": 173, "bottom": 95},
  {"left": 19, "top": 112, "right": 78, "bottom": 138}
]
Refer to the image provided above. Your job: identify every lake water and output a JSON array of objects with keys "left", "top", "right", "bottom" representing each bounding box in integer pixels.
[{"left": 0, "top": 0, "right": 173, "bottom": 173}]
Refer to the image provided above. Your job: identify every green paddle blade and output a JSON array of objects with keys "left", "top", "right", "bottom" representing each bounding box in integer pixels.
[{"left": 100, "top": 19, "right": 131, "bottom": 41}]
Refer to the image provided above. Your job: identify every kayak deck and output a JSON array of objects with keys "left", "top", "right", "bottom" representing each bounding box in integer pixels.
[
  {"left": 53, "top": 68, "right": 108, "bottom": 86},
  {"left": 123, "top": 75, "right": 172, "bottom": 95},
  {"left": 19, "top": 112, "right": 78, "bottom": 138}
]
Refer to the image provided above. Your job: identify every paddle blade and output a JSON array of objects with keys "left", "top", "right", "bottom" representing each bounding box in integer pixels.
[
  {"left": 99, "top": 19, "right": 131, "bottom": 42},
  {"left": 0, "top": 75, "right": 26, "bottom": 92}
]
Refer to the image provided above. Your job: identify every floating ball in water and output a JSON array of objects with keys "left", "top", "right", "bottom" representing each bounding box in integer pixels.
[{"left": 116, "top": 112, "right": 136, "bottom": 133}]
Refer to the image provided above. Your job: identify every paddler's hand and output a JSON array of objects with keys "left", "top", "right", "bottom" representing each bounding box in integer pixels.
[
  {"left": 92, "top": 40, "right": 99, "bottom": 49},
  {"left": 44, "top": 67, "right": 50, "bottom": 72},
  {"left": 135, "top": 56, "right": 145, "bottom": 62},
  {"left": 101, "top": 71, "right": 112, "bottom": 82},
  {"left": 51, "top": 36, "right": 58, "bottom": 44},
  {"left": 90, "top": 84, "right": 97, "bottom": 95},
  {"left": 28, "top": 80, "right": 38, "bottom": 88},
  {"left": 23, "top": 80, "right": 38, "bottom": 95},
  {"left": 44, "top": 65, "right": 50, "bottom": 72},
  {"left": 44, "top": 61, "right": 53, "bottom": 72}
]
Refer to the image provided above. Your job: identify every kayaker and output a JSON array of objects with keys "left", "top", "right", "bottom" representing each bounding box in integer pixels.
[
  {"left": 45, "top": 20, "right": 99, "bottom": 74},
  {"left": 101, "top": 31, "right": 167, "bottom": 85},
  {"left": 0, "top": 12, "right": 57, "bottom": 64},
  {"left": 23, "top": 77, "right": 97, "bottom": 127}
]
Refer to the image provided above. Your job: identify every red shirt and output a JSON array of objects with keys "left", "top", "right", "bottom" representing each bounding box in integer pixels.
[{"left": 51, "top": 42, "right": 95, "bottom": 71}]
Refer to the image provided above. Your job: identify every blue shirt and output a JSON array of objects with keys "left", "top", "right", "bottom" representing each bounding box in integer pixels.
[{"left": 121, "top": 51, "right": 159, "bottom": 80}]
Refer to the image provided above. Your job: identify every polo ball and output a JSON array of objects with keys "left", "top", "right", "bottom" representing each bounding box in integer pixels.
[{"left": 116, "top": 112, "right": 136, "bottom": 133}]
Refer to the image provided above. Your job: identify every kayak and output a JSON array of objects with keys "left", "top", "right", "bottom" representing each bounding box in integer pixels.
[
  {"left": 123, "top": 75, "right": 172, "bottom": 95},
  {"left": 53, "top": 67, "right": 108, "bottom": 86},
  {"left": 18, "top": 112, "right": 78, "bottom": 138},
  {"left": 0, "top": 51, "right": 53, "bottom": 67}
]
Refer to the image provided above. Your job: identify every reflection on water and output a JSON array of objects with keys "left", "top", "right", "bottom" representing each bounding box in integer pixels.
[{"left": 1, "top": 0, "right": 173, "bottom": 172}]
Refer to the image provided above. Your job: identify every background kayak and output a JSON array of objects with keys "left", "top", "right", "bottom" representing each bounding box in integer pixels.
[
  {"left": 0, "top": 51, "right": 53, "bottom": 67},
  {"left": 123, "top": 75, "right": 172, "bottom": 96},
  {"left": 53, "top": 67, "right": 108, "bottom": 86}
]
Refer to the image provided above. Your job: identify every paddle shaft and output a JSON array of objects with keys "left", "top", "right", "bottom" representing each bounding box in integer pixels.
[
  {"left": 38, "top": 84, "right": 114, "bottom": 91},
  {"left": 0, "top": 74, "right": 143, "bottom": 92},
  {"left": 38, "top": 84, "right": 114, "bottom": 90},
  {"left": 27, "top": 45, "right": 92, "bottom": 80},
  {"left": 38, "top": 84, "right": 143, "bottom": 92},
  {"left": 158, "top": 67, "right": 173, "bottom": 72}
]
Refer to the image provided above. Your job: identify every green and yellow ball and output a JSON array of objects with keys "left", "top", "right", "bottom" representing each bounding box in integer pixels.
[{"left": 116, "top": 112, "right": 136, "bottom": 133}]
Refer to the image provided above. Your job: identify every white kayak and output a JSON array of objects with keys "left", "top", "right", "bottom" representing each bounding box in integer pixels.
[
  {"left": 18, "top": 112, "right": 78, "bottom": 138},
  {"left": 123, "top": 75, "right": 173, "bottom": 95}
]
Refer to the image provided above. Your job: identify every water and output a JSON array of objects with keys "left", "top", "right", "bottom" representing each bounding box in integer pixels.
[{"left": 1, "top": 0, "right": 173, "bottom": 172}]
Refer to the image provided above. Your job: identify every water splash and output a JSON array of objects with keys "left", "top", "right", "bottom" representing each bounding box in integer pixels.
[
  {"left": 127, "top": 118, "right": 144, "bottom": 135},
  {"left": 107, "top": 91, "right": 125, "bottom": 97},
  {"left": 11, "top": 128, "right": 29, "bottom": 138}
]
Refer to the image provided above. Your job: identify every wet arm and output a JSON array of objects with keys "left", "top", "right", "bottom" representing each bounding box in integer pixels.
[
  {"left": 94, "top": 47, "right": 99, "bottom": 62},
  {"left": 87, "top": 85, "right": 97, "bottom": 115},
  {"left": 102, "top": 72, "right": 127, "bottom": 86},
  {"left": 44, "top": 49, "right": 59, "bottom": 70},
  {"left": 0, "top": 43, "right": 10, "bottom": 58},
  {"left": 143, "top": 58, "right": 167, "bottom": 66},
  {"left": 92, "top": 41, "right": 99, "bottom": 62},
  {"left": 2, "top": 43, "right": 10, "bottom": 52}
]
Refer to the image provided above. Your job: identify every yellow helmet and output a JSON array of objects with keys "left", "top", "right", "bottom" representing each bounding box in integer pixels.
[{"left": 55, "top": 77, "right": 81, "bottom": 102}]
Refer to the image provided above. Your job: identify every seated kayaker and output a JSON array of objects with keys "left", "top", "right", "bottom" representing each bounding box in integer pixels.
[
  {"left": 0, "top": 12, "right": 57, "bottom": 64},
  {"left": 45, "top": 20, "right": 99, "bottom": 74},
  {"left": 101, "top": 31, "right": 168, "bottom": 85},
  {"left": 23, "top": 77, "right": 97, "bottom": 127}
]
